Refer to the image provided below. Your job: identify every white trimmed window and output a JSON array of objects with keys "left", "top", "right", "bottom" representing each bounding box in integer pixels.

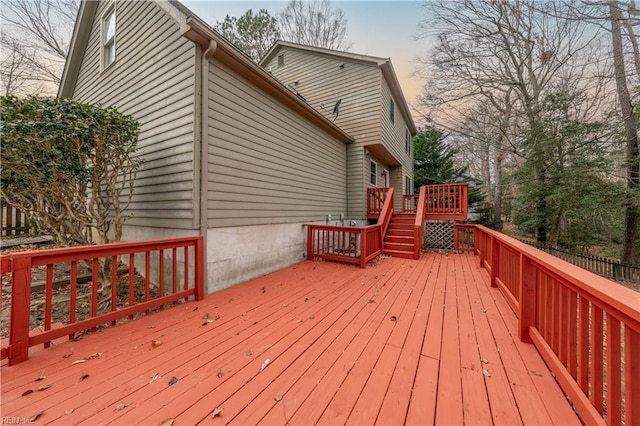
[
  {"left": 103, "top": 7, "right": 116, "bottom": 68},
  {"left": 405, "top": 129, "right": 411, "bottom": 155},
  {"left": 370, "top": 161, "right": 377, "bottom": 185}
]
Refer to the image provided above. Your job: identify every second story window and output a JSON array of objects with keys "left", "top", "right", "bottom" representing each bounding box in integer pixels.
[
  {"left": 389, "top": 98, "right": 395, "bottom": 124},
  {"left": 278, "top": 54, "right": 285, "bottom": 67},
  {"left": 405, "top": 129, "right": 411, "bottom": 155},
  {"left": 103, "top": 7, "right": 116, "bottom": 68},
  {"left": 370, "top": 161, "right": 377, "bottom": 185}
]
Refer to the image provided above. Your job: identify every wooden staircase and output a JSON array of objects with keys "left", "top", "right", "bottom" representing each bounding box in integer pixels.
[{"left": 383, "top": 213, "right": 419, "bottom": 259}]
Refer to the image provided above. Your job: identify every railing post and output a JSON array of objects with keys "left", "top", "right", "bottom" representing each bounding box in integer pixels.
[
  {"left": 518, "top": 254, "right": 537, "bottom": 343},
  {"left": 454, "top": 225, "right": 460, "bottom": 252},
  {"left": 9, "top": 254, "right": 32, "bottom": 365},
  {"left": 490, "top": 236, "right": 499, "bottom": 287},
  {"left": 360, "top": 229, "right": 367, "bottom": 269},
  {"left": 195, "top": 237, "right": 205, "bottom": 301},
  {"left": 306, "top": 225, "right": 313, "bottom": 261}
]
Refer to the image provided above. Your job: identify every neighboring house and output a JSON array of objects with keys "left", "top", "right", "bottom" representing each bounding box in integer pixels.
[
  {"left": 260, "top": 41, "right": 417, "bottom": 220},
  {"left": 58, "top": 0, "right": 415, "bottom": 292}
]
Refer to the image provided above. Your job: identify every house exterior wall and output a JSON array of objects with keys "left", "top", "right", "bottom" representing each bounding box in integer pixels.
[
  {"left": 205, "top": 60, "right": 348, "bottom": 291},
  {"left": 263, "top": 48, "right": 382, "bottom": 219},
  {"left": 380, "top": 78, "right": 414, "bottom": 209},
  {"left": 71, "top": 0, "right": 197, "bottom": 232}
]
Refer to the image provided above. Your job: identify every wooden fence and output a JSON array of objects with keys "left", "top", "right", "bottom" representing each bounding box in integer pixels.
[
  {"left": 0, "top": 236, "right": 204, "bottom": 365},
  {"left": 1, "top": 202, "right": 30, "bottom": 237},
  {"left": 474, "top": 225, "right": 639, "bottom": 426},
  {"left": 515, "top": 238, "right": 640, "bottom": 283}
]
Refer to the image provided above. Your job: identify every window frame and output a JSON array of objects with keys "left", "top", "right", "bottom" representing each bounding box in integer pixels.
[
  {"left": 277, "top": 54, "right": 284, "bottom": 67},
  {"left": 389, "top": 98, "right": 395, "bottom": 124},
  {"left": 405, "top": 129, "right": 411, "bottom": 156},
  {"left": 370, "top": 160, "right": 378, "bottom": 186},
  {"left": 102, "top": 5, "right": 116, "bottom": 70},
  {"left": 405, "top": 176, "right": 412, "bottom": 194}
]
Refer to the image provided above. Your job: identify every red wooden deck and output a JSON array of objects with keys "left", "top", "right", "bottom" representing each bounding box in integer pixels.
[{"left": 0, "top": 254, "right": 579, "bottom": 425}]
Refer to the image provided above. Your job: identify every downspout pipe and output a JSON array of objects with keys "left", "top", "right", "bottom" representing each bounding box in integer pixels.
[{"left": 197, "top": 39, "right": 217, "bottom": 294}]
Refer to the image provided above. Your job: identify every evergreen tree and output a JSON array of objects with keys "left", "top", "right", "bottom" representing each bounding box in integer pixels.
[{"left": 413, "top": 128, "right": 466, "bottom": 189}]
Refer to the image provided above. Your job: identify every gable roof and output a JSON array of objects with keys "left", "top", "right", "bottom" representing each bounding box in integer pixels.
[
  {"left": 58, "top": 0, "right": 352, "bottom": 144},
  {"left": 260, "top": 41, "right": 417, "bottom": 135}
]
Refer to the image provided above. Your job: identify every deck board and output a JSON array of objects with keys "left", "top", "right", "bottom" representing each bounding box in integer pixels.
[{"left": 0, "top": 254, "right": 581, "bottom": 425}]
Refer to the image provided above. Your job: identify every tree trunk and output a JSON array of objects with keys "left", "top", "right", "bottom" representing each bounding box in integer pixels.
[{"left": 610, "top": 0, "right": 639, "bottom": 264}]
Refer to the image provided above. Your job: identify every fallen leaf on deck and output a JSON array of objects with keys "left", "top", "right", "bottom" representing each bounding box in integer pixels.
[
  {"left": 309, "top": 316, "right": 315, "bottom": 320},
  {"left": 72, "top": 359, "right": 87, "bottom": 366},
  {"left": 229, "top": 297, "right": 235, "bottom": 302},
  {"left": 214, "top": 314, "right": 221, "bottom": 320},
  {"left": 241, "top": 312, "right": 247, "bottom": 316},
  {"left": 202, "top": 320, "right": 213, "bottom": 326},
  {"left": 35, "top": 374, "right": 46, "bottom": 382},
  {"left": 193, "top": 306, "right": 199, "bottom": 311},
  {"left": 481, "top": 357, "right": 489, "bottom": 364},
  {"left": 151, "top": 340, "right": 163, "bottom": 349},
  {"left": 159, "top": 418, "right": 174, "bottom": 426},
  {"left": 246, "top": 350, "right": 253, "bottom": 356},
  {"left": 114, "top": 402, "right": 130, "bottom": 412},
  {"left": 37, "top": 384, "right": 51, "bottom": 391},
  {"left": 87, "top": 352, "right": 102, "bottom": 359},
  {"left": 64, "top": 409, "right": 75, "bottom": 415},
  {"left": 482, "top": 369, "right": 491, "bottom": 378},
  {"left": 274, "top": 395, "right": 283, "bottom": 402},
  {"left": 261, "top": 287, "right": 266, "bottom": 293},
  {"left": 531, "top": 370, "right": 542, "bottom": 376},
  {"left": 217, "top": 370, "right": 223, "bottom": 379},
  {"left": 211, "top": 407, "right": 224, "bottom": 418},
  {"left": 21, "top": 389, "right": 34, "bottom": 397},
  {"left": 297, "top": 319, "right": 303, "bottom": 323},
  {"left": 28, "top": 411, "right": 43, "bottom": 422},
  {"left": 374, "top": 275, "right": 379, "bottom": 279},
  {"left": 481, "top": 308, "right": 487, "bottom": 313},
  {"left": 63, "top": 352, "right": 73, "bottom": 358},
  {"left": 282, "top": 303, "right": 289, "bottom": 307},
  {"left": 368, "top": 299, "right": 376, "bottom": 303},
  {"left": 168, "top": 376, "right": 178, "bottom": 386},
  {"left": 148, "top": 326, "right": 156, "bottom": 329},
  {"left": 390, "top": 316, "right": 397, "bottom": 322},
  {"left": 150, "top": 373, "right": 160, "bottom": 383},
  {"left": 79, "top": 374, "right": 89, "bottom": 382},
  {"left": 259, "top": 359, "right": 271, "bottom": 372},
  {"left": 304, "top": 298, "right": 309, "bottom": 302},
  {"left": 202, "top": 313, "right": 210, "bottom": 320}
]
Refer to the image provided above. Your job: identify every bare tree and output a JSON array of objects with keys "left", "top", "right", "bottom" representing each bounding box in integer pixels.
[
  {"left": 610, "top": 0, "right": 639, "bottom": 264},
  {"left": 279, "top": 0, "right": 352, "bottom": 50},
  {"left": 0, "top": 35, "right": 42, "bottom": 96},
  {"left": 416, "top": 0, "right": 610, "bottom": 242},
  {"left": 1, "top": 0, "right": 79, "bottom": 95}
]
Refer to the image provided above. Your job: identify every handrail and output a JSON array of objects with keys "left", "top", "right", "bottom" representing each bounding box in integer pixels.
[
  {"left": 424, "top": 183, "right": 469, "bottom": 221},
  {"left": 471, "top": 225, "right": 639, "bottom": 425},
  {"left": 403, "top": 194, "right": 419, "bottom": 212},
  {"left": 0, "top": 236, "right": 205, "bottom": 365},
  {"left": 307, "top": 188, "right": 394, "bottom": 268},
  {"left": 413, "top": 186, "right": 427, "bottom": 259},
  {"left": 367, "top": 187, "right": 390, "bottom": 217}
]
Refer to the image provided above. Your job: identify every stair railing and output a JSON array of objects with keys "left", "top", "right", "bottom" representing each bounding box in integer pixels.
[{"left": 413, "top": 186, "right": 427, "bottom": 260}]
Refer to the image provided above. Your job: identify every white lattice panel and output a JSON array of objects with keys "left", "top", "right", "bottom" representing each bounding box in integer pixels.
[{"left": 425, "top": 221, "right": 454, "bottom": 250}]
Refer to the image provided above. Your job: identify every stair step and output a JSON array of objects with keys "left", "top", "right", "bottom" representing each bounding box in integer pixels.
[
  {"left": 385, "top": 235, "right": 414, "bottom": 244},
  {"left": 386, "top": 229, "right": 414, "bottom": 236},
  {"left": 391, "top": 216, "right": 416, "bottom": 223},
  {"left": 383, "top": 249, "right": 416, "bottom": 259},
  {"left": 384, "top": 242, "right": 414, "bottom": 252}
]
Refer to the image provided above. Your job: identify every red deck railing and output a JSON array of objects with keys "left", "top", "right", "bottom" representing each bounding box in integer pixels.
[
  {"left": 307, "top": 189, "right": 394, "bottom": 268},
  {"left": 412, "top": 186, "right": 427, "bottom": 259},
  {"left": 0, "top": 237, "right": 204, "bottom": 365},
  {"left": 453, "top": 223, "right": 475, "bottom": 252},
  {"left": 424, "top": 183, "right": 468, "bottom": 220},
  {"left": 462, "top": 225, "right": 639, "bottom": 426},
  {"left": 367, "top": 187, "right": 389, "bottom": 218},
  {"left": 403, "top": 194, "right": 419, "bottom": 212}
]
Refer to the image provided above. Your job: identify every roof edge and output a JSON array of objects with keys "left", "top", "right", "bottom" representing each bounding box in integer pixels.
[{"left": 183, "top": 17, "right": 353, "bottom": 144}]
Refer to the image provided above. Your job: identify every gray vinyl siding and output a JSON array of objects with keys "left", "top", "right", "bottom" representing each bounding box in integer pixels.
[
  {"left": 207, "top": 61, "right": 347, "bottom": 228},
  {"left": 71, "top": 0, "right": 196, "bottom": 229},
  {"left": 264, "top": 48, "right": 382, "bottom": 146},
  {"left": 265, "top": 48, "right": 381, "bottom": 219},
  {"left": 381, "top": 79, "right": 413, "bottom": 208}
]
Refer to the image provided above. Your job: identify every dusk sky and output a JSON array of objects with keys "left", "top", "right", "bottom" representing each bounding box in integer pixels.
[{"left": 183, "top": 1, "right": 432, "bottom": 118}]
